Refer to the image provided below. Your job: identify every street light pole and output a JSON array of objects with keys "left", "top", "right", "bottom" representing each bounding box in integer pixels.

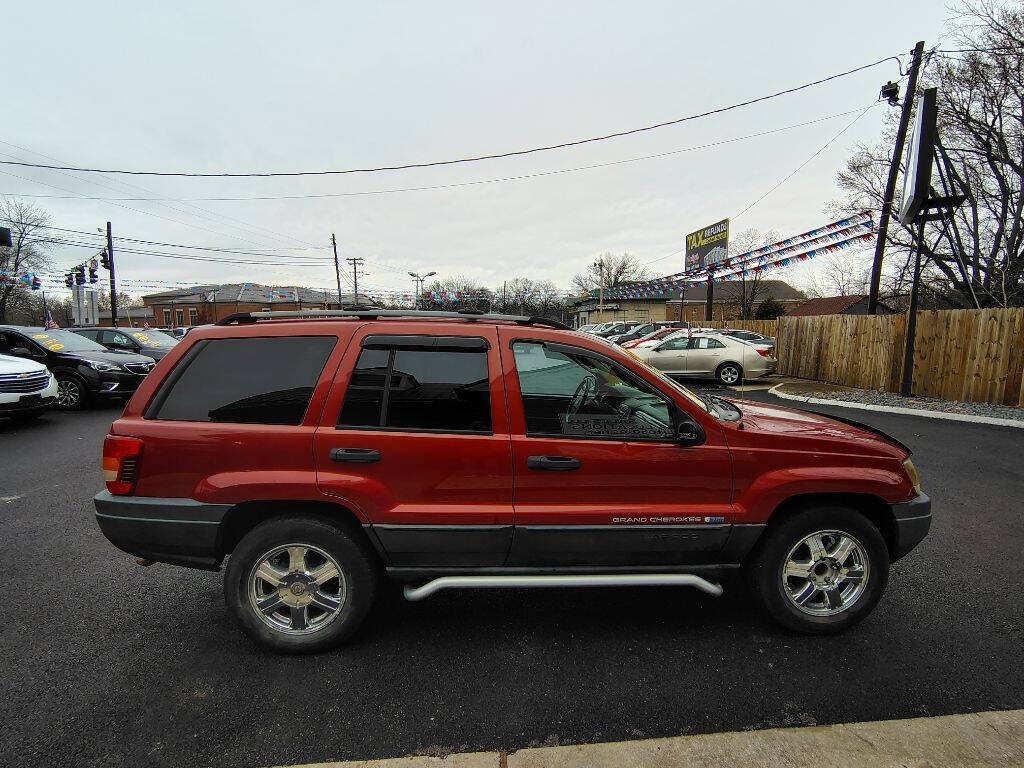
[{"left": 409, "top": 271, "right": 436, "bottom": 309}]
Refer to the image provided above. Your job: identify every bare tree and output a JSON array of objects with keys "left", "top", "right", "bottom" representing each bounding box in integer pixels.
[
  {"left": 571, "top": 252, "right": 649, "bottom": 294},
  {"left": 805, "top": 254, "right": 871, "bottom": 297},
  {"left": 0, "top": 198, "right": 54, "bottom": 322},
  {"left": 496, "top": 277, "right": 567, "bottom": 318},
  {"left": 834, "top": 1, "right": 1024, "bottom": 308},
  {"left": 422, "top": 275, "right": 493, "bottom": 311},
  {"left": 720, "top": 228, "right": 780, "bottom": 319}
]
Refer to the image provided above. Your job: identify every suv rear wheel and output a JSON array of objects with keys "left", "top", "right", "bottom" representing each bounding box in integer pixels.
[
  {"left": 225, "top": 515, "right": 379, "bottom": 653},
  {"left": 746, "top": 505, "right": 889, "bottom": 634}
]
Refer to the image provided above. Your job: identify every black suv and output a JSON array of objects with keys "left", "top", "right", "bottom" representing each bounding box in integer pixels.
[
  {"left": 0, "top": 326, "right": 156, "bottom": 410},
  {"left": 71, "top": 327, "right": 179, "bottom": 361}
]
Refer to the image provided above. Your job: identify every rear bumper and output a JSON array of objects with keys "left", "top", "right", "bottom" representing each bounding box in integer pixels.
[
  {"left": 891, "top": 492, "right": 931, "bottom": 560},
  {"left": 93, "top": 490, "right": 231, "bottom": 570}
]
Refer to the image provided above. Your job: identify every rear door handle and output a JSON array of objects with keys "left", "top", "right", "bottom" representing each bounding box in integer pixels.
[
  {"left": 527, "top": 455, "right": 581, "bottom": 471},
  {"left": 330, "top": 448, "right": 381, "bottom": 463}
]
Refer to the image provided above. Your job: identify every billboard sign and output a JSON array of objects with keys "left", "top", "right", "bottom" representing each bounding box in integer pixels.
[
  {"left": 898, "top": 88, "right": 938, "bottom": 226},
  {"left": 686, "top": 218, "right": 730, "bottom": 270}
]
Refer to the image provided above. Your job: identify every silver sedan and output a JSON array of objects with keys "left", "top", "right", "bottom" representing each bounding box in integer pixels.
[{"left": 630, "top": 332, "right": 776, "bottom": 385}]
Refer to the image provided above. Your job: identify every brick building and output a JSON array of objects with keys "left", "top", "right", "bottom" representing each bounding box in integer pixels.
[{"left": 142, "top": 284, "right": 378, "bottom": 328}]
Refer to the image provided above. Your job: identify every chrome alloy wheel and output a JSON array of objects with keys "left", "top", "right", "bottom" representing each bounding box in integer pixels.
[
  {"left": 718, "top": 364, "right": 741, "bottom": 384},
  {"left": 782, "top": 530, "right": 869, "bottom": 616},
  {"left": 247, "top": 544, "right": 347, "bottom": 635},
  {"left": 57, "top": 377, "right": 81, "bottom": 408}
]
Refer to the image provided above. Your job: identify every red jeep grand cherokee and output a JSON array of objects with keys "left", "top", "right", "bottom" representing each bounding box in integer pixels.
[{"left": 94, "top": 310, "right": 930, "bottom": 653}]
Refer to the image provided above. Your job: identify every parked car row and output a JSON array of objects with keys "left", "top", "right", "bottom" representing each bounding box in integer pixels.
[
  {"left": 0, "top": 325, "right": 179, "bottom": 419},
  {"left": 574, "top": 322, "right": 777, "bottom": 385}
]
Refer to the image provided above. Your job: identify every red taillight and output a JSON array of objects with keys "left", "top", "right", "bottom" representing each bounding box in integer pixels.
[
  {"left": 102, "top": 435, "right": 143, "bottom": 495},
  {"left": 756, "top": 348, "right": 770, "bottom": 357}
]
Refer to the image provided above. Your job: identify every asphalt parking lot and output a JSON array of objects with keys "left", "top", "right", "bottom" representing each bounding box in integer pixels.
[{"left": 1, "top": 391, "right": 1022, "bottom": 768}]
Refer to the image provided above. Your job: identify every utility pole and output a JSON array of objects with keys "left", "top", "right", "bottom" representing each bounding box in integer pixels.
[
  {"left": 106, "top": 221, "right": 119, "bottom": 327},
  {"left": 330, "top": 234, "right": 343, "bottom": 306},
  {"left": 595, "top": 256, "right": 605, "bottom": 321},
  {"left": 705, "top": 271, "right": 715, "bottom": 323},
  {"left": 867, "top": 40, "right": 926, "bottom": 315},
  {"left": 346, "top": 257, "right": 364, "bottom": 302}
]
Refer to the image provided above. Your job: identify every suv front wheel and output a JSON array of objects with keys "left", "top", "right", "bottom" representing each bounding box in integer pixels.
[
  {"left": 225, "top": 515, "right": 379, "bottom": 653},
  {"left": 746, "top": 506, "right": 889, "bottom": 634}
]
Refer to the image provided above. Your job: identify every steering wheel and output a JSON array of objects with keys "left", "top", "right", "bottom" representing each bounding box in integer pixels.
[{"left": 568, "top": 375, "right": 598, "bottom": 415}]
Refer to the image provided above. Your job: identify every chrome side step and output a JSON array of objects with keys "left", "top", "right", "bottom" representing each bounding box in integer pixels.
[{"left": 402, "top": 573, "right": 724, "bottom": 601}]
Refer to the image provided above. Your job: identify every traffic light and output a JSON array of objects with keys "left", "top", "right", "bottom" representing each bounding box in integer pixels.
[
  {"left": 88, "top": 259, "right": 98, "bottom": 284},
  {"left": 100, "top": 248, "right": 111, "bottom": 270},
  {"left": 74, "top": 265, "right": 85, "bottom": 285},
  {"left": 31, "top": 275, "right": 41, "bottom": 291},
  {"left": 64, "top": 273, "right": 74, "bottom": 288}
]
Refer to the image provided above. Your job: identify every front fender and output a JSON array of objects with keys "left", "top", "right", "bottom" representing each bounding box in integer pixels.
[{"left": 733, "top": 465, "right": 912, "bottom": 523}]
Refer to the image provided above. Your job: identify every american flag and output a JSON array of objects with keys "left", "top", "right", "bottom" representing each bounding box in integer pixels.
[{"left": 44, "top": 309, "right": 58, "bottom": 330}]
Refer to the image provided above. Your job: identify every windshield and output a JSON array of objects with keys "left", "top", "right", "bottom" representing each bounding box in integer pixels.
[
  {"left": 25, "top": 329, "right": 108, "bottom": 353},
  {"left": 127, "top": 329, "right": 179, "bottom": 348}
]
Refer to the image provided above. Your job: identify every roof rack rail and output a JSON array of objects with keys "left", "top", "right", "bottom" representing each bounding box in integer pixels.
[{"left": 215, "top": 309, "right": 572, "bottom": 330}]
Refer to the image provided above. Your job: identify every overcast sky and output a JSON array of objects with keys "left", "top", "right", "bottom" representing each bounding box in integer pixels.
[{"left": 4, "top": 1, "right": 951, "bottom": 300}]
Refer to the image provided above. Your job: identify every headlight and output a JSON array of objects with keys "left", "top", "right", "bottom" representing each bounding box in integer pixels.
[
  {"left": 902, "top": 458, "right": 922, "bottom": 494},
  {"left": 86, "top": 360, "right": 122, "bottom": 372}
]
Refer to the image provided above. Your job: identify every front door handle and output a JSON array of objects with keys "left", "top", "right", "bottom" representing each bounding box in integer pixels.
[
  {"left": 330, "top": 448, "right": 381, "bottom": 463},
  {"left": 527, "top": 455, "right": 581, "bottom": 471}
]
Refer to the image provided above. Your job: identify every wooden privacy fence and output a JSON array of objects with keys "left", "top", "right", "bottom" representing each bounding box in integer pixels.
[{"left": 771, "top": 308, "right": 1024, "bottom": 407}]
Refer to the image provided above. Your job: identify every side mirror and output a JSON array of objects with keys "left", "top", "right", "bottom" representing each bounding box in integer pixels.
[
  {"left": 10, "top": 347, "right": 32, "bottom": 357},
  {"left": 675, "top": 419, "right": 705, "bottom": 447}
]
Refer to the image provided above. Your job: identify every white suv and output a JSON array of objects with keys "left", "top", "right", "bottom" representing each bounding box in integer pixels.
[{"left": 0, "top": 353, "right": 58, "bottom": 422}]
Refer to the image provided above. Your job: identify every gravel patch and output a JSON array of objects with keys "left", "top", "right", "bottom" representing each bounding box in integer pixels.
[{"left": 780, "top": 384, "right": 1024, "bottom": 423}]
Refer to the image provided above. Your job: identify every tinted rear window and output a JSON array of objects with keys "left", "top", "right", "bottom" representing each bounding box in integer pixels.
[
  {"left": 151, "top": 336, "right": 336, "bottom": 424},
  {"left": 338, "top": 346, "right": 491, "bottom": 433}
]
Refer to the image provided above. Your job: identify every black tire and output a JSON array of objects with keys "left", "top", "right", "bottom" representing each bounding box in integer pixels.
[
  {"left": 716, "top": 362, "right": 743, "bottom": 386},
  {"left": 55, "top": 373, "right": 89, "bottom": 411},
  {"left": 225, "top": 515, "right": 380, "bottom": 654},
  {"left": 746, "top": 505, "right": 889, "bottom": 634}
]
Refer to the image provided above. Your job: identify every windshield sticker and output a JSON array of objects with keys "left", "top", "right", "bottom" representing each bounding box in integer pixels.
[
  {"left": 46, "top": 342, "right": 64, "bottom": 351},
  {"left": 32, "top": 333, "right": 50, "bottom": 339},
  {"left": 131, "top": 332, "right": 159, "bottom": 346}
]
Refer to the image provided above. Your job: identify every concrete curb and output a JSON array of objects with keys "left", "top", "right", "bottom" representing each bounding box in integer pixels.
[
  {"left": 276, "top": 709, "right": 1024, "bottom": 767},
  {"left": 768, "top": 383, "right": 1024, "bottom": 429}
]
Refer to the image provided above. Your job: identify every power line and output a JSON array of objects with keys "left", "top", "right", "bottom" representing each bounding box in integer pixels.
[
  {"left": 641, "top": 104, "right": 879, "bottom": 267},
  {"left": 0, "top": 108, "right": 873, "bottom": 203},
  {"left": 0, "top": 220, "right": 334, "bottom": 261},
  {"left": 733, "top": 103, "right": 879, "bottom": 221},
  {"left": 0, "top": 139, "right": 325, "bottom": 250},
  {"left": 0, "top": 56, "right": 901, "bottom": 179},
  {"left": 41, "top": 238, "right": 333, "bottom": 267}
]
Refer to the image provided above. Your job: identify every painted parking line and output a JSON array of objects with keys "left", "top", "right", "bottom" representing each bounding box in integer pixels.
[{"left": 274, "top": 709, "right": 1024, "bottom": 767}]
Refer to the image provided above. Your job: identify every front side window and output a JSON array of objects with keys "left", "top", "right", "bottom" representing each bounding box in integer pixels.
[
  {"left": 660, "top": 337, "right": 691, "bottom": 351},
  {"left": 512, "top": 342, "right": 674, "bottom": 440},
  {"left": 102, "top": 330, "right": 133, "bottom": 346},
  {"left": 150, "top": 336, "right": 336, "bottom": 424},
  {"left": 338, "top": 344, "right": 492, "bottom": 433}
]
